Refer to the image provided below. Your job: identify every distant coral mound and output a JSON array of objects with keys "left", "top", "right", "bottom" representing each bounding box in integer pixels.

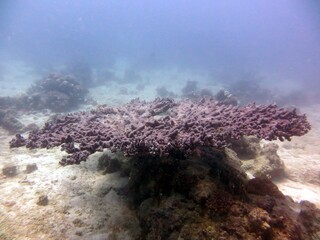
[
  {"left": 0, "top": 72, "right": 88, "bottom": 113},
  {"left": 0, "top": 72, "right": 89, "bottom": 133},
  {"left": 23, "top": 72, "right": 88, "bottom": 112}
]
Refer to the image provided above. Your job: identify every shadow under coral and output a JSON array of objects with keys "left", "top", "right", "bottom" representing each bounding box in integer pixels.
[{"left": 110, "top": 147, "right": 319, "bottom": 240}]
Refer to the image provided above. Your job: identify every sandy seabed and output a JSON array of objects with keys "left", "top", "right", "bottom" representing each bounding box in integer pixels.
[
  {"left": 276, "top": 104, "right": 320, "bottom": 206},
  {"left": 0, "top": 129, "right": 140, "bottom": 239}
]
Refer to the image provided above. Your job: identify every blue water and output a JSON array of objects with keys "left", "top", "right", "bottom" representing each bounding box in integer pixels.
[{"left": 0, "top": 0, "right": 319, "bottom": 104}]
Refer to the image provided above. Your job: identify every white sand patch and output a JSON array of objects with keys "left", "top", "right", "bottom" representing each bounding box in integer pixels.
[
  {"left": 276, "top": 179, "right": 320, "bottom": 208},
  {"left": 0, "top": 128, "right": 140, "bottom": 239},
  {"left": 17, "top": 111, "right": 52, "bottom": 128},
  {"left": 275, "top": 104, "right": 320, "bottom": 206}
]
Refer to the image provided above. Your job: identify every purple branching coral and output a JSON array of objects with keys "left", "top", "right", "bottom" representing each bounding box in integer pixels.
[{"left": 10, "top": 98, "right": 311, "bottom": 165}]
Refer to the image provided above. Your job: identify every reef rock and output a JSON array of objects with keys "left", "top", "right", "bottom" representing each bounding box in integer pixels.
[
  {"left": 122, "top": 148, "right": 320, "bottom": 240},
  {"left": 2, "top": 164, "right": 17, "bottom": 177},
  {"left": 232, "top": 136, "right": 285, "bottom": 179}
]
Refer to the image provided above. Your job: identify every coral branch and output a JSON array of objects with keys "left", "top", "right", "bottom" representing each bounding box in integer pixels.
[{"left": 10, "top": 98, "right": 311, "bottom": 164}]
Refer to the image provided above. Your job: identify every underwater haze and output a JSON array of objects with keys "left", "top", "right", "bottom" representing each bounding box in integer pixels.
[{"left": 0, "top": 0, "right": 320, "bottom": 102}]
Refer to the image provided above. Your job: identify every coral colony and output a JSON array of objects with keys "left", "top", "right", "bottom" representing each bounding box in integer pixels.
[
  {"left": 10, "top": 97, "right": 320, "bottom": 239},
  {"left": 10, "top": 98, "right": 310, "bottom": 165}
]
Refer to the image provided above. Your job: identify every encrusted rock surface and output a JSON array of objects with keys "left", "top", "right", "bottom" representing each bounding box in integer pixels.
[
  {"left": 232, "top": 136, "right": 285, "bottom": 179},
  {"left": 121, "top": 148, "right": 320, "bottom": 240}
]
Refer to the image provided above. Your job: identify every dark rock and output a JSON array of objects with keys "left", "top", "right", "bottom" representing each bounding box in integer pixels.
[
  {"left": 25, "top": 163, "right": 38, "bottom": 173},
  {"left": 37, "top": 195, "right": 49, "bottom": 206},
  {"left": 98, "top": 153, "right": 121, "bottom": 174},
  {"left": 254, "top": 195, "right": 277, "bottom": 213},
  {"left": 9, "top": 134, "right": 26, "bottom": 148},
  {"left": 231, "top": 136, "right": 261, "bottom": 159},
  {"left": 75, "top": 230, "right": 83, "bottom": 236},
  {"left": 72, "top": 218, "right": 84, "bottom": 227},
  {"left": 232, "top": 136, "right": 285, "bottom": 179},
  {"left": 246, "top": 177, "right": 285, "bottom": 199},
  {"left": 298, "top": 200, "right": 320, "bottom": 235},
  {"left": 94, "top": 186, "right": 112, "bottom": 198},
  {"left": 2, "top": 164, "right": 17, "bottom": 177}
]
